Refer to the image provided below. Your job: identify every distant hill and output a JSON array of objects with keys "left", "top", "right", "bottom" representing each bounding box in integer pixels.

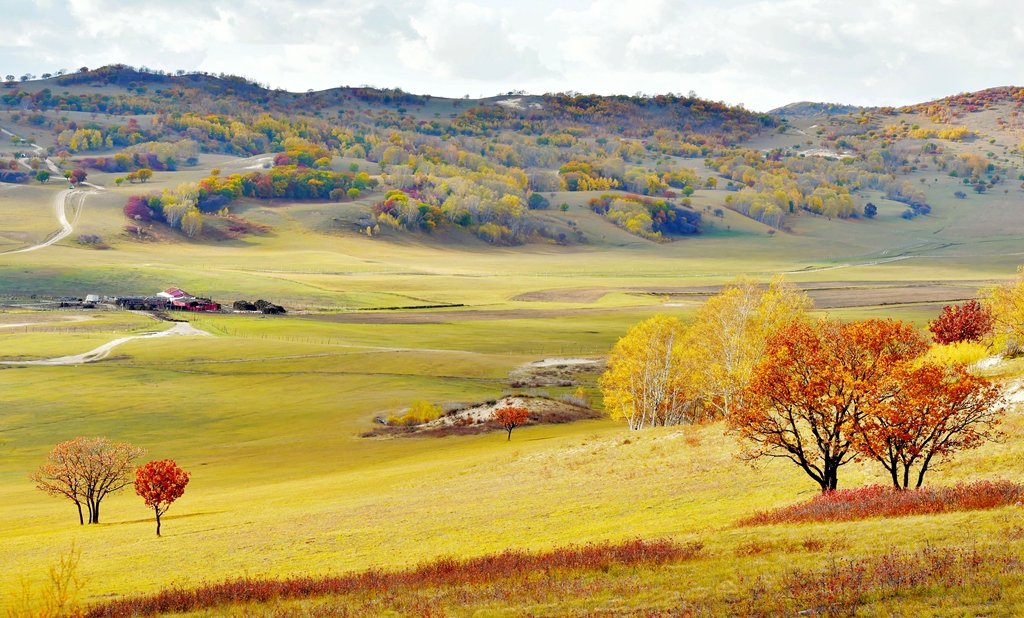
[
  {"left": 4, "top": 65, "right": 1023, "bottom": 251},
  {"left": 769, "top": 101, "right": 871, "bottom": 119}
]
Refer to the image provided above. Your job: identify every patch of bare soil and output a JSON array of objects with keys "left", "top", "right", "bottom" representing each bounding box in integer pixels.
[
  {"left": 507, "top": 357, "right": 606, "bottom": 388},
  {"left": 361, "top": 395, "right": 602, "bottom": 439},
  {"left": 513, "top": 288, "right": 612, "bottom": 303},
  {"left": 208, "top": 215, "right": 273, "bottom": 240}
]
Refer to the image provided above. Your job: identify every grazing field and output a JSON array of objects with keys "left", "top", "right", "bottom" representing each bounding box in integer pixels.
[{"left": 2, "top": 269, "right": 1024, "bottom": 615}]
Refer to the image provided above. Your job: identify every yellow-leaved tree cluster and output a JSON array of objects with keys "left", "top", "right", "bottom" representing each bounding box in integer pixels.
[
  {"left": 981, "top": 266, "right": 1024, "bottom": 356},
  {"left": 599, "top": 277, "right": 810, "bottom": 430}
]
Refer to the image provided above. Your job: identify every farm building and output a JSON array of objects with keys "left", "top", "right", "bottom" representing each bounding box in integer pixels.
[
  {"left": 114, "top": 288, "right": 220, "bottom": 312},
  {"left": 158, "top": 287, "right": 191, "bottom": 301},
  {"left": 157, "top": 287, "right": 221, "bottom": 312},
  {"left": 114, "top": 296, "right": 170, "bottom": 310},
  {"left": 171, "top": 298, "right": 220, "bottom": 311}
]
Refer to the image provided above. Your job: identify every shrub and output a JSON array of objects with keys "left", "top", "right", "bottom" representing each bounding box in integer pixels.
[
  {"left": 82, "top": 538, "right": 700, "bottom": 618},
  {"left": 928, "top": 300, "right": 994, "bottom": 344},
  {"left": 739, "top": 480, "right": 1024, "bottom": 526},
  {"left": 388, "top": 399, "right": 443, "bottom": 426},
  {"left": 196, "top": 194, "right": 229, "bottom": 213},
  {"left": 0, "top": 169, "right": 28, "bottom": 183},
  {"left": 724, "top": 545, "right": 1024, "bottom": 618},
  {"left": 477, "top": 222, "right": 511, "bottom": 244},
  {"left": 123, "top": 196, "right": 155, "bottom": 220},
  {"left": 924, "top": 340, "right": 991, "bottom": 366},
  {"left": 527, "top": 193, "right": 550, "bottom": 210}
]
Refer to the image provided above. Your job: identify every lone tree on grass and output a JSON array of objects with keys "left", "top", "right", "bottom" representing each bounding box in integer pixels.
[
  {"left": 730, "top": 319, "right": 928, "bottom": 493},
  {"left": 32, "top": 437, "right": 146, "bottom": 524},
  {"left": 733, "top": 318, "right": 1006, "bottom": 492},
  {"left": 135, "top": 460, "right": 191, "bottom": 536},
  {"left": 495, "top": 406, "right": 529, "bottom": 441}
]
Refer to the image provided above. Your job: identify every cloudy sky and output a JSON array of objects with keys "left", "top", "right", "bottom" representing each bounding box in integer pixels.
[{"left": 2, "top": 0, "right": 1023, "bottom": 111}]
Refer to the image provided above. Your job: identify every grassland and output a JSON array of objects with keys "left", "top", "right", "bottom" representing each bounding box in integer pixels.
[{"left": 3, "top": 94, "right": 1024, "bottom": 615}]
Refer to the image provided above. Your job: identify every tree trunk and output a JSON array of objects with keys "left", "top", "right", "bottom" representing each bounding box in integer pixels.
[
  {"left": 75, "top": 501, "right": 84, "bottom": 526},
  {"left": 155, "top": 507, "right": 161, "bottom": 537},
  {"left": 506, "top": 427, "right": 513, "bottom": 441},
  {"left": 91, "top": 499, "right": 100, "bottom": 524},
  {"left": 889, "top": 466, "right": 901, "bottom": 490},
  {"left": 824, "top": 465, "right": 839, "bottom": 492},
  {"left": 915, "top": 459, "right": 932, "bottom": 489}
]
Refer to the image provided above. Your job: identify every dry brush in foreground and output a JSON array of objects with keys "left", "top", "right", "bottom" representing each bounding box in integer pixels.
[
  {"left": 82, "top": 539, "right": 701, "bottom": 618},
  {"left": 738, "top": 480, "right": 1024, "bottom": 526}
]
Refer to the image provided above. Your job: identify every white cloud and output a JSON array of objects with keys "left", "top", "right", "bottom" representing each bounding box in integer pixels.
[{"left": 1, "top": 0, "right": 1023, "bottom": 110}]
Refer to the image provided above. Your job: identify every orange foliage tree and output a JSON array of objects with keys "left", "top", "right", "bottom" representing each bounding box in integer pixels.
[
  {"left": 852, "top": 363, "right": 1004, "bottom": 489},
  {"left": 135, "top": 460, "right": 191, "bottom": 536},
  {"left": 494, "top": 407, "right": 530, "bottom": 441},
  {"left": 730, "top": 319, "right": 928, "bottom": 493},
  {"left": 31, "top": 437, "right": 146, "bottom": 524}
]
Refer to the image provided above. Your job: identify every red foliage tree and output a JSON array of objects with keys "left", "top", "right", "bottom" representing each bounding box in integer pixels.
[
  {"left": 123, "top": 195, "right": 154, "bottom": 220},
  {"left": 69, "top": 169, "right": 88, "bottom": 185},
  {"left": 494, "top": 406, "right": 530, "bottom": 441},
  {"left": 928, "top": 300, "right": 994, "bottom": 344},
  {"left": 134, "top": 460, "right": 191, "bottom": 536}
]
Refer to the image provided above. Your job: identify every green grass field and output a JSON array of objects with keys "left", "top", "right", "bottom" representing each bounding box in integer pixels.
[{"left": 4, "top": 108, "right": 1024, "bottom": 614}]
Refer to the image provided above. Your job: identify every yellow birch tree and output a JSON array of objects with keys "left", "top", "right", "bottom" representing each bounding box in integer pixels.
[
  {"left": 685, "top": 276, "right": 811, "bottom": 418},
  {"left": 599, "top": 315, "right": 699, "bottom": 430}
]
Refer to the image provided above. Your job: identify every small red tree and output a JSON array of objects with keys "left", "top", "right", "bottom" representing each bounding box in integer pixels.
[
  {"left": 928, "top": 300, "right": 994, "bottom": 344},
  {"left": 69, "top": 169, "right": 87, "bottom": 185},
  {"left": 494, "top": 406, "right": 530, "bottom": 441},
  {"left": 134, "top": 460, "right": 190, "bottom": 536}
]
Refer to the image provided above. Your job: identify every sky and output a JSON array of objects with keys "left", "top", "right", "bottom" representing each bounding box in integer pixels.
[{"left": 3, "top": 0, "right": 1024, "bottom": 112}]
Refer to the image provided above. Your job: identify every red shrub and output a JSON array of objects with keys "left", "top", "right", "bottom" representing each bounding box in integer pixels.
[
  {"left": 83, "top": 538, "right": 701, "bottom": 618},
  {"left": 123, "top": 195, "right": 154, "bottom": 220},
  {"left": 739, "top": 480, "right": 1024, "bottom": 526},
  {"left": 570, "top": 545, "right": 1023, "bottom": 618},
  {"left": 928, "top": 300, "right": 994, "bottom": 344}
]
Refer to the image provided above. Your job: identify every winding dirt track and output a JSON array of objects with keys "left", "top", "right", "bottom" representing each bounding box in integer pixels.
[
  {"left": 0, "top": 322, "right": 211, "bottom": 366},
  {"left": 0, "top": 187, "right": 98, "bottom": 255}
]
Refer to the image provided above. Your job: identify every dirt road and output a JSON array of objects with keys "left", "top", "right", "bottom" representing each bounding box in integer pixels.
[
  {"left": 0, "top": 188, "right": 96, "bottom": 255},
  {"left": 0, "top": 322, "right": 211, "bottom": 365}
]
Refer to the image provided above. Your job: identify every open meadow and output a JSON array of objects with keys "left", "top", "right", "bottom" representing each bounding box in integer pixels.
[{"left": 4, "top": 70, "right": 1024, "bottom": 616}]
